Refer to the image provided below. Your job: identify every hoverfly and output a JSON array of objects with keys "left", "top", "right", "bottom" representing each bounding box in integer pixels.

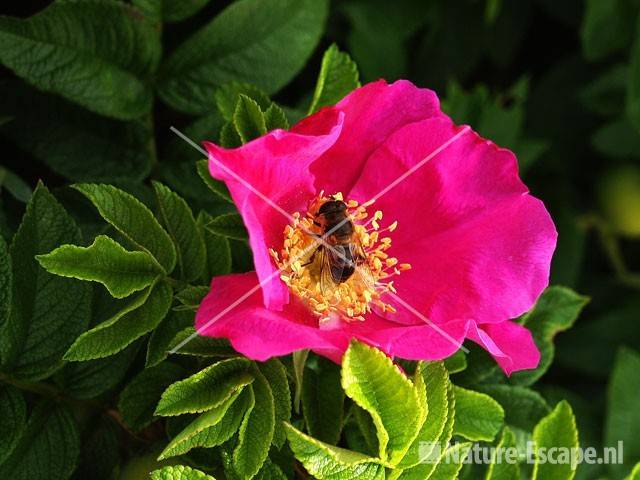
[{"left": 304, "top": 199, "right": 374, "bottom": 293}]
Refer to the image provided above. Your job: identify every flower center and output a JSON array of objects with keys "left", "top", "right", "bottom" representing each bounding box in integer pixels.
[{"left": 270, "top": 192, "right": 410, "bottom": 322}]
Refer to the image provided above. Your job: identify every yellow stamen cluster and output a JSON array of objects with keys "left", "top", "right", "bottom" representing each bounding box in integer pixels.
[{"left": 270, "top": 192, "right": 411, "bottom": 323}]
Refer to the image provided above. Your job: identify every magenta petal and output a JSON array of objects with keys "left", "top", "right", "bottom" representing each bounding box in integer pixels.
[
  {"left": 350, "top": 116, "right": 557, "bottom": 325},
  {"left": 303, "top": 79, "right": 444, "bottom": 195},
  {"left": 196, "top": 272, "right": 335, "bottom": 361},
  {"left": 468, "top": 321, "right": 541, "bottom": 375},
  {"left": 204, "top": 108, "right": 344, "bottom": 310}
]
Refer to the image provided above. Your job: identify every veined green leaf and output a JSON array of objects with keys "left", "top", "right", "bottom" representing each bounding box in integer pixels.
[
  {"left": 215, "top": 82, "right": 271, "bottom": 122},
  {"left": 486, "top": 427, "right": 520, "bottom": 480},
  {"left": 453, "top": 386, "right": 504, "bottom": 442},
  {"left": 285, "top": 423, "right": 386, "bottom": 480},
  {"left": 168, "top": 327, "right": 237, "bottom": 358},
  {"left": 146, "top": 309, "right": 193, "bottom": 368},
  {"left": 255, "top": 459, "right": 287, "bottom": 480},
  {"left": 629, "top": 15, "right": 640, "bottom": 132},
  {"left": 3, "top": 183, "right": 91, "bottom": 380},
  {"left": 158, "top": 0, "right": 328, "bottom": 114},
  {"left": 264, "top": 103, "right": 289, "bottom": 131},
  {"left": 155, "top": 358, "right": 253, "bottom": 416},
  {"left": 0, "top": 385, "right": 26, "bottom": 465},
  {"left": 233, "top": 367, "right": 275, "bottom": 478},
  {"left": 159, "top": 387, "right": 251, "bottom": 460},
  {"left": 152, "top": 182, "right": 206, "bottom": 282},
  {"left": 532, "top": 400, "right": 579, "bottom": 480},
  {"left": 119, "top": 362, "right": 186, "bottom": 431},
  {"left": 73, "top": 183, "right": 176, "bottom": 273},
  {"left": 511, "top": 286, "right": 589, "bottom": 385},
  {"left": 134, "top": 0, "right": 211, "bottom": 23},
  {"left": 308, "top": 43, "right": 360, "bottom": 114},
  {"left": 37, "top": 235, "right": 163, "bottom": 298},
  {"left": 204, "top": 213, "right": 248, "bottom": 241},
  {"left": 341, "top": 341, "right": 424, "bottom": 465},
  {"left": 233, "top": 95, "right": 267, "bottom": 144},
  {"left": 0, "top": 235, "right": 11, "bottom": 350},
  {"left": 478, "top": 385, "right": 550, "bottom": 432},
  {"left": 174, "top": 285, "right": 209, "bottom": 311},
  {"left": 428, "top": 442, "right": 473, "bottom": 480},
  {"left": 196, "top": 160, "right": 233, "bottom": 204},
  {"left": 0, "top": 402, "right": 79, "bottom": 480},
  {"left": 258, "top": 358, "right": 291, "bottom": 448},
  {"left": 398, "top": 362, "right": 449, "bottom": 469},
  {"left": 64, "top": 281, "right": 172, "bottom": 361},
  {"left": 73, "top": 417, "right": 120, "bottom": 480},
  {"left": 605, "top": 347, "right": 640, "bottom": 479},
  {"left": 151, "top": 465, "right": 217, "bottom": 480},
  {"left": 302, "top": 356, "right": 345, "bottom": 445},
  {"left": 0, "top": 0, "right": 160, "bottom": 119}
]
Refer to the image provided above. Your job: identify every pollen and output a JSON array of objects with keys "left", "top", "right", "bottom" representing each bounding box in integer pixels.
[{"left": 270, "top": 193, "right": 411, "bottom": 323}]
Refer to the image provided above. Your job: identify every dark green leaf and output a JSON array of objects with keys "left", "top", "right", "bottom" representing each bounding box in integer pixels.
[
  {"left": 264, "top": 104, "right": 290, "bottom": 131},
  {"left": 152, "top": 182, "right": 206, "bottom": 282},
  {"left": 134, "top": 0, "right": 211, "bottom": 23},
  {"left": 196, "top": 160, "right": 233, "bottom": 204},
  {"left": 205, "top": 213, "right": 248, "bottom": 240},
  {"left": 0, "top": 385, "right": 26, "bottom": 465},
  {"left": 581, "top": 0, "right": 635, "bottom": 61},
  {"left": 452, "top": 386, "right": 504, "bottom": 442},
  {"left": 0, "top": 402, "right": 80, "bottom": 480},
  {"left": 119, "top": 361, "right": 186, "bottom": 431},
  {"left": 215, "top": 83, "right": 271, "bottom": 122},
  {"left": 73, "top": 183, "right": 177, "bottom": 272},
  {"left": 151, "top": 465, "right": 216, "bottom": 480},
  {"left": 258, "top": 358, "right": 291, "bottom": 448},
  {"left": 146, "top": 309, "right": 193, "bottom": 367},
  {"left": 0, "top": 0, "right": 160, "bottom": 119},
  {"left": 158, "top": 0, "right": 328, "bottom": 114},
  {"left": 233, "top": 95, "right": 267, "bottom": 143},
  {"left": 2, "top": 183, "right": 91, "bottom": 380},
  {"left": 64, "top": 281, "right": 173, "bottom": 361}
]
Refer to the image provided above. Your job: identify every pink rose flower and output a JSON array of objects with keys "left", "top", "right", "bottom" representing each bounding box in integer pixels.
[{"left": 196, "top": 80, "right": 557, "bottom": 375}]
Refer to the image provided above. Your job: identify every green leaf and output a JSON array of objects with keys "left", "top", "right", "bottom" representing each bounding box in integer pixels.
[
  {"left": 119, "top": 362, "right": 186, "bottom": 431},
  {"left": 285, "top": 423, "right": 386, "bottom": 480},
  {"left": 511, "top": 286, "right": 589, "bottom": 385},
  {"left": 532, "top": 400, "right": 579, "bottom": 480},
  {"left": 0, "top": 166, "right": 31, "bottom": 203},
  {"left": 341, "top": 341, "right": 424, "bottom": 465},
  {"left": 155, "top": 358, "right": 253, "bottom": 416},
  {"left": 581, "top": 0, "right": 635, "bottom": 62},
  {"left": 233, "top": 367, "right": 275, "bottom": 478},
  {"left": 626, "top": 463, "right": 640, "bottom": 480},
  {"left": 605, "top": 347, "right": 640, "bottom": 479},
  {"left": 293, "top": 349, "right": 309, "bottom": 413},
  {"left": 308, "top": 43, "right": 360, "bottom": 114},
  {"left": 134, "top": 0, "right": 211, "bottom": 23},
  {"left": 174, "top": 285, "right": 209, "bottom": 311},
  {"left": 219, "top": 121, "right": 243, "bottom": 148},
  {"left": 302, "top": 356, "right": 345, "bottom": 445},
  {"left": 152, "top": 182, "right": 206, "bottom": 282},
  {"left": 258, "top": 358, "right": 291, "bottom": 448},
  {"left": 0, "top": 385, "right": 26, "bottom": 465},
  {"left": 0, "top": 402, "right": 79, "bottom": 480},
  {"left": 478, "top": 385, "right": 550, "bottom": 432},
  {"left": 395, "top": 383, "right": 456, "bottom": 480},
  {"left": 215, "top": 82, "right": 272, "bottom": 122},
  {"left": 428, "top": 442, "right": 473, "bottom": 480},
  {"left": 443, "top": 350, "right": 467, "bottom": 374},
  {"left": 64, "top": 281, "right": 172, "bottom": 361},
  {"left": 579, "top": 64, "right": 627, "bottom": 116},
  {"left": 205, "top": 213, "right": 248, "bottom": 241},
  {"left": 198, "top": 212, "right": 233, "bottom": 279},
  {"left": 264, "top": 103, "right": 290, "bottom": 131},
  {"left": 452, "top": 386, "right": 504, "bottom": 442},
  {"left": 146, "top": 309, "right": 193, "bottom": 367},
  {"left": 486, "top": 427, "right": 520, "bottom": 480},
  {"left": 168, "top": 327, "right": 237, "bottom": 358},
  {"left": 628, "top": 15, "right": 640, "bottom": 132},
  {"left": 0, "top": 82, "right": 153, "bottom": 182},
  {"left": 56, "top": 342, "right": 139, "bottom": 399},
  {"left": 592, "top": 118, "right": 640, "bottom": 158},
  {"left": 158, "top": 0, "right": 328, "bottom": 114},
  {"left": 73, "top": 183, "right": 176, "bottom": 273},
  {"left": 0, "top": 0, "right": 160, "bottom": 119},
  {"left": 0, "top": 235, "right": 11, "bottom": 348},
  {"left": 398, "top": 362, "right": 449, "bottom": 469},
  {"left": 151, "top": 465, "right": 216, "bottom": 480},
  {"left": 37, "top": 235, "right": 163, "bottom": 298},
  {"left": 72, "top": 417, "right": 120, "bottom": 480},
  {"left": 233, "top": 95, "right": 267, "bottom": 143},
  {"left": 196, "top": 160, "right": 233, "bottom": 204},
  {"left": 2, "top": 183, "right": 91, "bottom": 379},
  {"left": 159, "top": 388, "right": 251, "bottom": 460},
  {"left": 255, "top": 459, "right": 287, "bottom": 480}
]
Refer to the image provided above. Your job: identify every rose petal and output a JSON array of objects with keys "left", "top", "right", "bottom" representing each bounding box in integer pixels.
[{"left": 204, "top": 108, "right": 344, "bottom": 310}]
